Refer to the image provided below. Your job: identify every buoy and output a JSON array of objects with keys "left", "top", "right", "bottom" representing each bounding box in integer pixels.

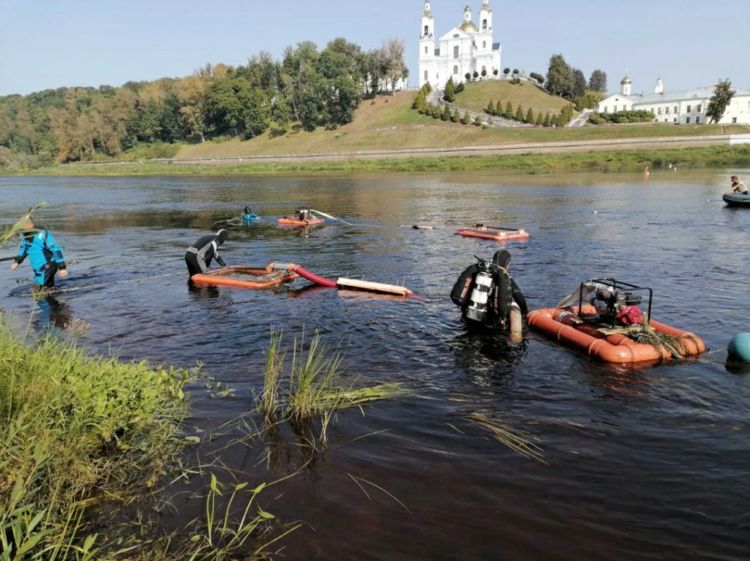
[{"left": 728, "top": 333, "right": 750, "bottom": 364}]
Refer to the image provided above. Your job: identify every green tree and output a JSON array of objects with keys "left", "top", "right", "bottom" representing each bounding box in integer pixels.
[
  {"left": 441, "top": 104, "right": 451, "bottom": 121},
  {"left": 450, "top": 108, "right": 460, "bottom": 123},
  {"left": 545, "top": 54, "right": 573, "bottom": 98},
  {"left": 473, "top": 115, "right": 482, "bottom": 126},
  {"left": 543, "top": 113, "right": 551, "bottom": 127},
  {"left": 486, "top": 98, "right": 495, "bottom": 115},
  {"left": 514, "top": 105, "right": 524, "bottom": 121},
  {"left": 706, "top": 79, "right": 736, "bottom": 123},
  {"left": 572, "top": 68, "right": 587, "bottom": 101},
  {"left": 588, "top": 69, "right": 608, "bottom": 93},
  {"left": 461, "top": 111, "right": 471, "bottom": 125},
  {"left": 444, "top": 77, "right": 456, "bottom": 102},
  {"left": 503, "top": 68, "right": 510, "bottom": 77},
  {"left": 495, "top": 99, "right": 503, "bottom": 115},
  {"left": 525, "top": 108, "right": 534, "bottom": 123},
  {"left": 535, "top": 113, "right": 543, "bottom": 126},
  {"left": 505, "top": 101, "right": 513, "bottom": 118}
]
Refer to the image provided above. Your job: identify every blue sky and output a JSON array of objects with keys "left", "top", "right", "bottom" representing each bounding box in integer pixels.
[{"left": 1, "top": 0, "right": 748, "bottom": 96}]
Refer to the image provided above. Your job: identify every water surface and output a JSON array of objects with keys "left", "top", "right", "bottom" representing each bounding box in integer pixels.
[{"left": 1, "top": 171, "right": 749, "bottom": 560}]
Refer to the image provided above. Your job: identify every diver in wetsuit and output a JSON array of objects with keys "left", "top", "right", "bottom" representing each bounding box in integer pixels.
[
  {"left": 241, "top": 207, "right": 258, "bottom": 225},
  {"left": 10, "top": 219, "right": 68, "bottom": 288},
  {"left": 185, "top": 229, "right": 228, "bottom": 277},
  {"left": 451, "top": 250, "right": 527, "bottom": 335}
]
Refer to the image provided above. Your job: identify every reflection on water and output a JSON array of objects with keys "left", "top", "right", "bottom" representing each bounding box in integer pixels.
[{"left": 1, "top": 171, "right": 749, "bottom": 561}]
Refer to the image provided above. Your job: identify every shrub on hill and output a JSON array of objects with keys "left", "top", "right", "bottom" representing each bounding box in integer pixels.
[{"left": 597, "top": 110, "right": 656, "bottom": 124}]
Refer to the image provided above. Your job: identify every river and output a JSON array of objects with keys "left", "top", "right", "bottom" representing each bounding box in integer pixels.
[{"left": 1, "top": 171, "right": 748, "bottom": 560}]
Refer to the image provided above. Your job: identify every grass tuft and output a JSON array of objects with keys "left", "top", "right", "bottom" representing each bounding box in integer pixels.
[{"left": 467, "top": 412, "right": 548, "bottom": 465}]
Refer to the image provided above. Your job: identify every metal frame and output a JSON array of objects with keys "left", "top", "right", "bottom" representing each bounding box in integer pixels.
[{"left": 578, "top": 278, "right": 653, "bottom": 326}]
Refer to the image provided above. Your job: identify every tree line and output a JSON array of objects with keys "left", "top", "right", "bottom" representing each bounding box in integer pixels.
[{"left": 0, "top": 38, "right": 407, "bottom": 167}]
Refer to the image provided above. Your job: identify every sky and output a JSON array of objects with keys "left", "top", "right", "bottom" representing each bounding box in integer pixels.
[{"left": 1, "top": 0, "right": 749, "bottom": 96}]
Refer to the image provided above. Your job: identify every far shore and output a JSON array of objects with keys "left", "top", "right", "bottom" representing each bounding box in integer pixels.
[{"left": 5, "top": 143, "right": 750, "bottom": 177}]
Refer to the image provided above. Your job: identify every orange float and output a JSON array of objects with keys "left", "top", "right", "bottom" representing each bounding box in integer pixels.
[
  {"left": 277, "top": 217, "right": 325, "bottom": 227},
  {"left": 456, "top": 225, "right": 529, "bottom": 242},
  {"left": 528, "top": 306, "right": 706, "bottom": 364},
  {"left": 191, "top": 266, "right": 298, "bottom": 289}
]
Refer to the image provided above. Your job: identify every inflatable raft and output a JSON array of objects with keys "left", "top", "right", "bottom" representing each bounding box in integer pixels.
[
  {"left": 529, "top": 306, "right": 706, "bottom": 365},
  {"left": 723, "top": 193, "right": 750, "bottom": 207},
  {"left": 457, "top": 225, "right": 529, "bottom": 242},
  {"left": 277, "top": 217, "right": 325, "bottom": 227},
  {"left": 191, "top": 266, "right": 298, "bottom": 289}
]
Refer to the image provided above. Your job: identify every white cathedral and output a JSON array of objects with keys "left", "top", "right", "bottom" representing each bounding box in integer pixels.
[{"left": 418, "top": 1, "right": 502, "bottom": 90}]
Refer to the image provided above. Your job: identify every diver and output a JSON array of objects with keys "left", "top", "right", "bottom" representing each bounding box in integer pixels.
[
  {"left": 9, "top": 217, "right": 68, "bottom": 288},
  {"left": 451, "top": 250, "right": 527, "bottom": 340},
  {"left": 242, "top": 207, "right": 258, "bottom": 225},
  {"left": 185, "top": 229, "right": 228, "bottom": 277}
]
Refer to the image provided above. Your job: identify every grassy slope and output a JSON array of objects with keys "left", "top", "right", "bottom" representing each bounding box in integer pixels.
[
  {"left": 175, "top": 92, "right": 750, "bottom": 160},
  {"left": 454, "top": 80, "right": 571, "bottom": 116}
]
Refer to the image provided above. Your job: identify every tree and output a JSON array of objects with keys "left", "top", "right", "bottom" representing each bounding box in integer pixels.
[
  {"left": 706, "top": 79, "right": 736, "bottom": 123},
  {"left": 503, "top": 68, "right": 510, "bottom": 77},
  {"left": 545, "top": 54, "right": 574, "bottom": 98},
  {"left": 535, "top": 113, "right": 543, "bottom": 126},
  {"left": 543, "top": 113, "right": 551, "bottom": 127},
  {"left": 486, "top": 98, "right": 495, "bottom": 115},
  {"left": 380, "top": 38, "right": 408, "bottom": 93},
  {"left": 461, "top": 111, "right": 471, "bottom": 125},
  {"left": 493, "top": 69, "right": 499, "bottom": 76},
  {"left": 505, "top": 101, "right": 513, "bottom": 118},
  {"left": 473, "top": 115, "right": 482, "bottom": 126},
  {"left": 450, "top": 108, "right": 460, "bottom": 123},
  {"left": 525, "top": 108, "right": 534, "bottom": 124},
  {"left": 473, "top": 71, "right": 479, "bottom": 79},
  {"left": 481, "top": 68, "right": 487, "bottom": 78},
  {"left": 589, "top": 69, "right": 608, "bottom": 93},
  {"left": 441, "top": 104, "right": 451, "bottom": 121},
  {"left": 515, "top": 105, "right": 524, "bottom": 121},
  {"left": 495, "top": 99, "right": 503, "bottom": 115},
  {"left": 529, "top": 72, "right": 545, "bottom": 84},
  {"left": 572, "top": 69, "right": 587, "bottom": 101},
  {"left": 444, "top": 77, "right": 456, "bottom": 103},
  {"left": 576, "top": 90, "right": 605, "bottom": 111},
  {"left": 465, "top": 72, "right": 472, "bottom": 82}
]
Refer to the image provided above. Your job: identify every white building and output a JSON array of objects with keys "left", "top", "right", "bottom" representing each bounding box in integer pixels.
[
  {"left": 418, "top": 1, "right": 502, "bottom": 90},
  {"left": 598, "top": 77, "right": 750, "bottom": 125}
]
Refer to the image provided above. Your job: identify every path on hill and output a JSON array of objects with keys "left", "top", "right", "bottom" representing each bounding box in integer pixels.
[
  {"left": 148, "top": 133, "right": 750, "bottom": 166},
  {"left": 568, "top": 109, "right": 593, "bottom": 128}
]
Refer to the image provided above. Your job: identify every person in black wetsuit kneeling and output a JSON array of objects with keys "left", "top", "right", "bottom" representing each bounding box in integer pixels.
[
  {"left": 185, "top": 229, "right": 228, "bottom": 277},
  {"left": 451, "top": 249, "right": 527, "bottom": 338}
]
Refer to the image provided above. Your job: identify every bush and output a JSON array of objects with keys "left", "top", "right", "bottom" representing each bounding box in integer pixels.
[
  {"left": 455, "top": 81, "right": 465, "bottom": 94},
  {"left": 461, "top": 111, "right": 471, "bottom": 125},
  {"left": 473, "top": 116, "right": 482, "bottom": 127},
  {"left": 441, "top": 104, "right": 451, "bottom": 121},
  {"left": 486, "top": 99, "right": 496, "bottom": 115},
  {"left": 505, "top": 101, "right": 513, "bottom": 118},
  {"left": 465, "top": 73, "right": 472, "bottom": 83},
  {"left": 515, "top": 105, "right": 524, "bottom": 121},
  {"left": 450, "top": 109, "right": 460, "bottom": 123},
  {"left": 529, "top": 72, "right": 545, "bottom": 84},
  {"left": 588, "top": 113, "right": 606, "bottom": 125},
  {"left": 526, "top": 108, "right": 535, "bottom": 124},
  {"left": 599, "top": 110, "right": 656, "bottom": 124}
]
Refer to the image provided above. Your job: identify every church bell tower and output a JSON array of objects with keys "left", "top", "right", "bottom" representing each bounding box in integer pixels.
[{"left": 419, "top": 1, "right": 435, "bottom": 87}]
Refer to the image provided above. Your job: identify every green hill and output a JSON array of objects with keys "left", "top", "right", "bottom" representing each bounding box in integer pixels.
[{"left": 454, "top": 80, "right": 572, "bottom": 117}]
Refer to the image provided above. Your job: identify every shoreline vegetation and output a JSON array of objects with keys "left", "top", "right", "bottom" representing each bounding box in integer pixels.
[
  {"left": 7, "top": 144, "right": 750, "bottom": 177},
  {"left": 0, "top": 316, "right": 188, "bottom": 559}
]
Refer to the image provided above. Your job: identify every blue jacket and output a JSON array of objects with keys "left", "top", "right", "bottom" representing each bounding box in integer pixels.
[
  {"left": 16, "top": 229, "right": 66, "bottom": 272},
  {"left": 242, "top": 212, "right": 258, "bottom": 225}
]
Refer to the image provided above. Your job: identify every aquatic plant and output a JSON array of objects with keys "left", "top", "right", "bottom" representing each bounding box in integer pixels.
[
  {"left": 0, "top": 315, "right": 188, "bottom": 559},
  {"left": 261, "top": 330, "right": 406, "bottom": 446},
  {"left": 467, "top": 412, "right": 548, "bottom": 465},
  {"left": 0, "top": 202, "right": 45, "bottom": 247}
]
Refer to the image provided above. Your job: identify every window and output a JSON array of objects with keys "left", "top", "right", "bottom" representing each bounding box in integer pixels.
[
  {"left": 695, "top": 117, "right": 700, "bottom": 123},
  {"left": 482, "top": 19, "right": 488, "bottom": 30},
  {"left": 603, "top": 107, "right": 608, "bottom": 113},
  {"left": 424, "top": 70, "right": 428, "bottom": 81},
  {"left": 733, "top": 117, "right": 738, "bottom": 123},
  {"left": 483, "top": 41, "right": 486, "bottom": 49},
  {"left": 665, "top": 107, "right": 670, "bottom": 115},
  {"left": 424, "top": 46, "right": 428, "bottom": 54},
  {"left": 686, "top": 117, "right": 691, "bottom": 124},
  {"left": 453, "top": 65, "right": 459, "bottom": 75},
  {"left": 658, "top": 108, "right": 662, "bottom": 115},
  {"left": 424, "top": 25, "right": 429, "bottom": 36},
  {"left": 453, "top": 34, "right": 459, "bottom": 39},
  {"left": 697, "top": 105, "right": 702, "bottom": 112},
  {"left": 453, "top": 46, "right": 459, "bottom": 58},
  {"left": 687, "top": 105, "right": 691, "bottom": 112},
  {"left": 674, "top": 118, "right": 677, "bottom": 123},
  {"left": 674, "top": 106, "right": 678, "bottom": 113}
]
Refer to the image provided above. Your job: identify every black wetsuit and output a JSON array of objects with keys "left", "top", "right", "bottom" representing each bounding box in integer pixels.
[
  {"left": 185, "top": 234, "right": 226, "bottom": 277},
  {"left": 451, "top": 264, "right": 527, "bottom": 330}
]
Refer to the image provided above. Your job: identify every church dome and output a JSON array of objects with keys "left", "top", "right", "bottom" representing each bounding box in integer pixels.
[
  {"left": 621, "top": 76, "right": 632, "bottom": 85},
  {"left": 460, "top": 20, "right": 478, "bottom": 33}
]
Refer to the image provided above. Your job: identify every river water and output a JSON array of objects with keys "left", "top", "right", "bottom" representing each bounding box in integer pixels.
[{"left": 1, "top": 171, "right": 749, "bottom": 560}]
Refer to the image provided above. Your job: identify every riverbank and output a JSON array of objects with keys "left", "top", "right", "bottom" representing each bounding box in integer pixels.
[
  {"left": 11, "top": 144, "right": 750, "bottom": 176},
  {"left": 0, "top": 316, "right": 188, "bottom": 559}
]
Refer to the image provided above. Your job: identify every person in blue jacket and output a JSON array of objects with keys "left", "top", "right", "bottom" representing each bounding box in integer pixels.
[
  {"left": 10, "top": 218, "right": 69, "bottom": 288},
  {"left": 241, "top": 207, "right": 258, "bottom": 225}
]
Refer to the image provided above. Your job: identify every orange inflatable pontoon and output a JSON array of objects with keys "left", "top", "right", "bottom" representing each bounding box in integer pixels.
[
  {"left": 277, "top": 217, "right": 325, "bottom": 227},
  {"left": 456, "top": 226, "right": 529, "bottom": 242},
  {"left": 191, "top": 266, "right": 298, "bottom": 290},
  {"left": 528, "top": 306, "right": 706, "bottom": 365}
]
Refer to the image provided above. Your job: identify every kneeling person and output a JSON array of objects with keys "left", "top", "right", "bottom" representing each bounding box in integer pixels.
[{"left": 185, "top": 229, "right": 228, "bottom": 277}]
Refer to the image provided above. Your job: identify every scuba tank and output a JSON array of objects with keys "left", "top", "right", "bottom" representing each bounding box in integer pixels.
[{"left": 465, "top": 266, "right": 494, "bottom": 322}]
